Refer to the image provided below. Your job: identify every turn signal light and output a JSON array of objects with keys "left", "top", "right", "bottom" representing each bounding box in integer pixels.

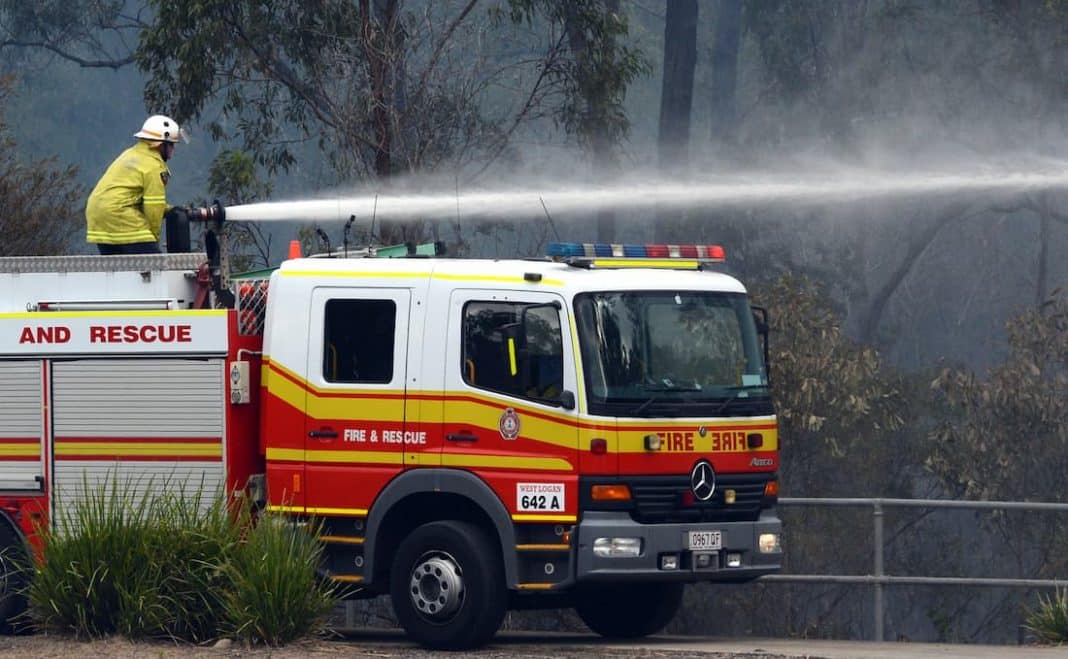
[
  {"left": 591, "top": 484, "right": 631, "bottom": 501},
  {"left": 764, "top": 480, "right": 779, "bottom": 497}
]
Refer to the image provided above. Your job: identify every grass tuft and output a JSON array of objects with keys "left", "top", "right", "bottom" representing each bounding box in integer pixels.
[
  {"left": 25, "top": 474, "right": 337, "bottom": 645},
  {"left": 1026, "top": 588, "right": 1068, "bottom": 644},
  {"left": 221, "top": 515, "right": 338, "bottom": 646}
]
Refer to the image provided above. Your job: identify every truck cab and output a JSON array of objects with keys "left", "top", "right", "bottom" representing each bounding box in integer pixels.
[{"left": 256, "top": 242, "right": 782, "bottom": 648}]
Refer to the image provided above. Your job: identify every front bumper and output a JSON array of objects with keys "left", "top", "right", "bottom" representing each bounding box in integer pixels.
[{"left": 574, "top": 510, "right": 782, "bottom": 583}]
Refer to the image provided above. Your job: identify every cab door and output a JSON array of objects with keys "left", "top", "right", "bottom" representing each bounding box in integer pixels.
[
  {"left": 443, "top": 290, "right": 580, "bottom": 522},
  {"left": 304, "top": 287, "right": 410, "bottom": 517}
]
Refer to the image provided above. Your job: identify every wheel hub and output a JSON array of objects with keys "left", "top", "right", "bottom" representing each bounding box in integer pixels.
[{"left": 408, "top": 551, "right": 464, "bottom": 621}]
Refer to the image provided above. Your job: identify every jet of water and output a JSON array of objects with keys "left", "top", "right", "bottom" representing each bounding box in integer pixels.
[{"left": 221, "top": 164, "right": 1068, "bottom": 224}]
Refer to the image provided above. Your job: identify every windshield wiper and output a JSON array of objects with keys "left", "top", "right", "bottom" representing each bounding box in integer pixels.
[
  {"left": 631, "top": 383, "right": 702, "bottom": 417},
  {"left": 711, "top": 384, "right": 768, "bottom": 416}
]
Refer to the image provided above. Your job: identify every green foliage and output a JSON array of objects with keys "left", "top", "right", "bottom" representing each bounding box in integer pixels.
[
  {"left": 137, "top": 1, "right": 564, "bottom": 181},
  {"left": 208, "top": 149, "right": 271, "bottom": 206},
  {"left": 754, "top": 274, "right": 905, "bottom": 476},
  {"left": 0, "top": 75, "right": 84, "bottom": 255},
  {"left": 929, "top": 293, "right": 1068, "bottom": 500},
  {"left": 0, "top": 0, "right": 134, "bottom": 69},
  {"left": 27, "top": 477, "right": 239, "bottom": 640},
  {"left": 26, "top": 480, "right": 239, "bottom": 640},
  {"left": 221, "top": 516, "right": 337, "bottom": 646},
  {"left": 26, "top": 476, "right": 337, "bottom": 645},
  {"left": 208, "top": 149, "right": 274, "bottom": 270},
  {"left": 508, "top": 0, "right": 649, "bottom": 160},
  {"left": 1026, "top": 588, "right": 1068, "bottom": 644}
]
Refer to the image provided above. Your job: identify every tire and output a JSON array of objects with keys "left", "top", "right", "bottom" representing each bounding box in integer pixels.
[
  {"left": 390, "top": 520, "right": 507, "bottom": 649},
  {"left": 0, "top": 520, "right": 28, "bottom": 634},
  {"left": 575, "top": 582, "right": 684, "bottom": 639}
]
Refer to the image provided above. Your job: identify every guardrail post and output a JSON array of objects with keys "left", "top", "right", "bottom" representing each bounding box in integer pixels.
[{"left": 873, "top": 500, "right": 884, "bottom": 642}]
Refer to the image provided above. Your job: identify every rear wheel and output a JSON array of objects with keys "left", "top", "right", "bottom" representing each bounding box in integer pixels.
[
  {"left": 575, "top": 582, "right": 684, "bottom": 638},
  {"left": 0, "top": 520, "right": 28, "bottom": 634},
  {"left": 390, "top": 521, "right": 506, "bottom": 649}
]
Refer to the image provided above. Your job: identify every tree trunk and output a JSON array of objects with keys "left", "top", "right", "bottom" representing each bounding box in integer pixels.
[
  {"left": 858, "top": 203, "right": 972, "bottom": 344},
  {"left": 1036, "top": 193, "right": 1050, "bottom": 307},
  {"left": 566, "top": 0, "right": 621, "bottom": 243},
  {"left": 658, "top": 0, "right": 698, "bottom": 172},
  {"left": 361, "top": 0, "right": 396, "bottom": 179},
  {"left": 361, "top": 0, "right": 404, "bottom": 243},
  {"left": 709, "top": 0, "right": 742, "bottom": 144}
]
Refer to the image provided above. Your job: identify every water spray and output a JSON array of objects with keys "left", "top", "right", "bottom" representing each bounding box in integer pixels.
[{"left": 210, "top": 165, "right": 1068, "bottom": 226}]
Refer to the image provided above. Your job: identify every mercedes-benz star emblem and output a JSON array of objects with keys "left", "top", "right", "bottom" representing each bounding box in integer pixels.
[{"left": 690, "top": 461, "right": 716, "bottom": 501}]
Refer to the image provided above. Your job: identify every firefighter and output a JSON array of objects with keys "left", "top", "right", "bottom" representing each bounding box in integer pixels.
[{"left": 85, "top": 115, "right": 188, "bottom": 254}]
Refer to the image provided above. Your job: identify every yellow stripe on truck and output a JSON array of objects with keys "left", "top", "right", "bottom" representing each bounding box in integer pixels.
[
  {"left": 54, "top": 442, "right": 221, "bottom": 456},
  {"left": 267, "top": 447, "right": 403, "bottom": 465}
]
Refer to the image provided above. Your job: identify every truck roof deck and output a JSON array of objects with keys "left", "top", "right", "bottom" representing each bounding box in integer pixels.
[
  {"left": 276, "top": 256, "right": 748, "bottom": 294},
  {"left": 0, "top": 253, "right": 206, "bottom": 312}
]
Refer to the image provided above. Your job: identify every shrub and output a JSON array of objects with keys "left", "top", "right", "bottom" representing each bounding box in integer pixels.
[
  {"left": 1026, "top": 589, "right": 1068, "bottom": 644},
  {"left": 26, "top": 477, "right": 239, "bottom": 641},
  {"left": 25, "top": 475, "right": 338, "bottom": 645},
  {"left": 221, "top": 515, "right": 338, "bottom": 646}
]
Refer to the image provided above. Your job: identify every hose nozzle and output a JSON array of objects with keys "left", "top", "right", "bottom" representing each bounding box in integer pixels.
[{"left": 188, "top": 200, "right": 226, "bottom": 224}]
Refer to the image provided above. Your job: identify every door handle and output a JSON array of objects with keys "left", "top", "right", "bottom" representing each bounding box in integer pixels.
[
  {"left": 308, "top": 428, "right": 339, "bottom": 439},
  {"left": 446, "top": 433, "right": 478, "bottom": 443}
]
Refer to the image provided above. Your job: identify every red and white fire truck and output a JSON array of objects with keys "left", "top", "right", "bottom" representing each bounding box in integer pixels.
[{"left": 0, "top": 234, "right": 781, "bottom": 648}]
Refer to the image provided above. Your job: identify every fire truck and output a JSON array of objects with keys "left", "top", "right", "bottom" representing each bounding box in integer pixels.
[{"left": 0, "top": 225, "right": 782, "bottom": 648}]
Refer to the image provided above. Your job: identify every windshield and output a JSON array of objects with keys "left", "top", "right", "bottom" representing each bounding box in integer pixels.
[{"left": 574, "top": 291, "right": 771, "bottom": 417}]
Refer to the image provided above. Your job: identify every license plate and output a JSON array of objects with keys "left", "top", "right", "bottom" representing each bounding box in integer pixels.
[{"left": 686, "top": 530, "right": 722, "bottom": 551}]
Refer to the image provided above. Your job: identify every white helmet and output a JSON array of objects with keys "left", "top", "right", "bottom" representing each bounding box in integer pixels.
[{"left": 133, "top": 115, "right": 189, "bottom": 143}]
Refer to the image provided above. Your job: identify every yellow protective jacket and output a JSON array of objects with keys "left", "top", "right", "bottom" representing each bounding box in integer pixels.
[{"left": 85, "top": 141, "right": 170, "bottom": 244}]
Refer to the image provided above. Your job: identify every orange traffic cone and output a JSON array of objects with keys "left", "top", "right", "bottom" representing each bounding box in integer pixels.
[{"left": 287, "top": 240, "right": 302, "bottom": 259}]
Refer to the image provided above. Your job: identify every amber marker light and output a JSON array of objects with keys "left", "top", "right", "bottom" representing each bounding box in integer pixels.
[
  {"left": 591, "top": 484, "right": 632, "bottom": 501},
  {"left": 764, "top": 480, "right": 779, "bottom": 497}
]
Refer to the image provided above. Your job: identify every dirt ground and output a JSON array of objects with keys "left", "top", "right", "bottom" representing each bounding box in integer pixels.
[{"left": 0, "top": 633, "right": 780, "bottom": 659}]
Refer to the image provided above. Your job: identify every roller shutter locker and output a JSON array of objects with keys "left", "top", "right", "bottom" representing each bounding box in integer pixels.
[
  {"left": 51, "top": 358, "right": 225, "bottom": 522},
  {"left": 0, "top": 361, "right": 44, "bottom": 490}
]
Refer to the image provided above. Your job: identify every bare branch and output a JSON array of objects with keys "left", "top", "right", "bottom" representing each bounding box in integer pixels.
[
  {"left": 858, "top": 202, "right": 979, "bottom": 344},
  {"left": 463, "top": 31, "right": 568, "bottom": 183},
  {"left": 405, "top": 0, "right": 480, "bottom": 121},
  {"left": 0, "top": 39, "right": 133, "bottom": 69}
]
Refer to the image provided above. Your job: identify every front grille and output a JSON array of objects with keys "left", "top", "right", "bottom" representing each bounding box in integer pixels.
[{"left": 627, "top": 473, "right": 771, "bottom": 524}]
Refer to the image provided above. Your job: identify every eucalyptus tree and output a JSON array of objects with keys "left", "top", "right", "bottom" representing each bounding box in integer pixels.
[{"left": 0, "top": 76, "right": 84, "bottom": 255}]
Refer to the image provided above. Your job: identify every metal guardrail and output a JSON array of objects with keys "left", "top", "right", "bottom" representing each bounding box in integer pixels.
[{"left": 765, "top": 497, "right": 1068, "bottom": 642}]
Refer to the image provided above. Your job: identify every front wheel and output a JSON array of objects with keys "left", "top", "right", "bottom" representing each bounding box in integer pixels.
[
  {"left": 575, "top": 582, "right": 684, "bottom": 638},
  {"left": 390, "top": 521, "right": 506, "bottom": 649}
]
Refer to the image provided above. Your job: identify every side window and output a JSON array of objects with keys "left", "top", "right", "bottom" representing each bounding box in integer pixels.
[
  {"left": 462, "top": 301, "right": 564, "bottom": 405},
  {"left": 323, "top": 299, "right": 396, "bottom": 383}
]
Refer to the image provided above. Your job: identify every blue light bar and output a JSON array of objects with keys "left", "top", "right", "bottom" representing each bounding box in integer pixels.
[
  {"left": 547, "top": 242, "right": 727, "bottom": 268},
  {"left": 547, "top": 242, "right": 585, "bottom": 257}
]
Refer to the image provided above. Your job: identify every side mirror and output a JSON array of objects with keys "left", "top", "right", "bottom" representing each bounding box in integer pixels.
[
  {"left": 751, "top": 305, "right": 769, "bottom": 334},
  {"left": 559, "top": 390, "right": 576, "bottom": 411},
  {"left": 751, "top": 305, "right": 771, "bottom": 374}
]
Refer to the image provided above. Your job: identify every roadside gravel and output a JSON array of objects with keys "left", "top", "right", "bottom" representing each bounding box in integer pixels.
[{"left": 0, "top": 633, "right": 786, "bottom": 658}]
